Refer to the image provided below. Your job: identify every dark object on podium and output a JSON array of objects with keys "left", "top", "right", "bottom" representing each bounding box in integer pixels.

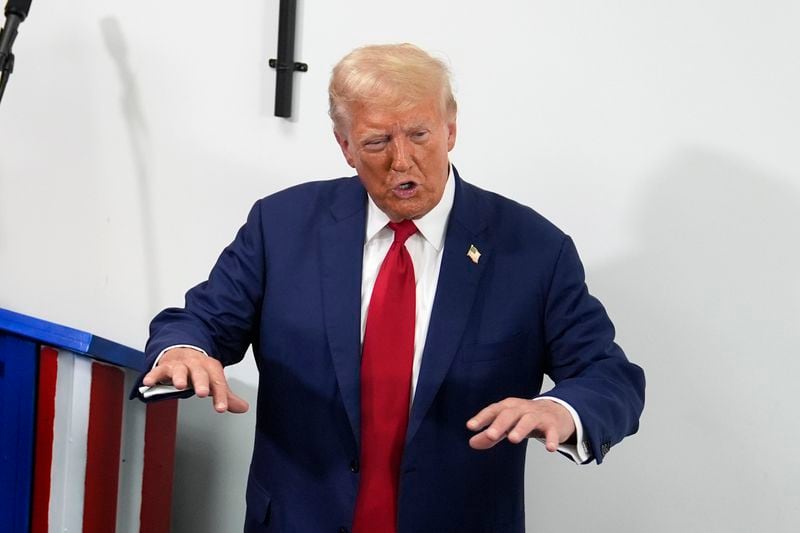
[
  {"left": 268, "top": 0, "right": 307, "bottom": 118},
  {"left": 0, "top": 0, "right": 32, "bottom": 105}
]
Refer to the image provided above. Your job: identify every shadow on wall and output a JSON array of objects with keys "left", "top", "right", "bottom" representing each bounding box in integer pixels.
[
  {"left": 527, "top": 148, "right": 800, "bottom": 533},
  {"left": 99, "top": 17, "right": 160, "bottom": 311}
]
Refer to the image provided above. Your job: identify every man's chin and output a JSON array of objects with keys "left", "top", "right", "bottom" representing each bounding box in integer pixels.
[{"left": 381, "top": 200, "right": 434, "bottom": 222}]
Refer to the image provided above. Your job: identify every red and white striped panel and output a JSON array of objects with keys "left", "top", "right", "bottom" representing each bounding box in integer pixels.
[{"left": 31, "top": 347, "right": 178, "bottom": 533}]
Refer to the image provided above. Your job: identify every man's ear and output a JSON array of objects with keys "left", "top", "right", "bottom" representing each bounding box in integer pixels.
[
  {"left": 446, "top": 118, "right": 457, "bottom": 152},
  {"left": 334, "top": 129, "right": 356, "bottom": 168}
]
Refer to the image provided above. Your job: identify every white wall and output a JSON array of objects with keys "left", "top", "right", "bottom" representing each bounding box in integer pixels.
[{"left": 2, "top": 1, "right": 798, "bottom": 531}]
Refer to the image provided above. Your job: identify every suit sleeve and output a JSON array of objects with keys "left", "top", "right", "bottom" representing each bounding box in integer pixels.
[
  {"left": 131, "top": 200, "right": 267, "bottom": 400},
  {"left": 539, "top": 235, "right": 645, "bottom": 464}
]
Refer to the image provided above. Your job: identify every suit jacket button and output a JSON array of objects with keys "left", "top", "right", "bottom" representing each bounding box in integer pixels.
[
  {"left": 349, "top": 459, "right": 359, "bottom": 473},
  {"left": 339, "top": 528, "right": 349, "bottom": 533}
]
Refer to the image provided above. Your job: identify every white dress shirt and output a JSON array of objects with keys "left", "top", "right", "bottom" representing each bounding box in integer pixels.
[{"left": 142, "top": 166, "right": 590, "bottom": 463}]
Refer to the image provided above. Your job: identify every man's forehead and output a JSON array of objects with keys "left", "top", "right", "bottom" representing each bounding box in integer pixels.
[
  {"left": 349, "top": 99, "right": 444, "bottom": 129},
  {"left": 355, "top": 117, "right": 430, "bottom": 133}
]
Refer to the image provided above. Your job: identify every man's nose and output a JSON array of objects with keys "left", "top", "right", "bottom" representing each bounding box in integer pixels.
[{"left": 390, "top": 137, "right": 412, "bottom": 173}]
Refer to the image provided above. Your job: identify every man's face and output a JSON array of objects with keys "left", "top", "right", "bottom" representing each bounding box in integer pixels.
[{"left": 334, "top": 96, "right": 457, "bottom": 222}]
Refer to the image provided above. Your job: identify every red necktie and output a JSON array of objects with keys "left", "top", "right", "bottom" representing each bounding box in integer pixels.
[{"left": 353, "top": 220, "right": 418, "bottom": 533}]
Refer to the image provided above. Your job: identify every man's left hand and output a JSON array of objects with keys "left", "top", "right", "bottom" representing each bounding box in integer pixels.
[{"left": 467, "top": 398, "right": 576, "bottom": 451}]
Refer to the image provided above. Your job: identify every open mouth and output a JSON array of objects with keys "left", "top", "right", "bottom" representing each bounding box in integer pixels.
[{"left": 392, "top": 181, "right": 418, "bottom": 199}]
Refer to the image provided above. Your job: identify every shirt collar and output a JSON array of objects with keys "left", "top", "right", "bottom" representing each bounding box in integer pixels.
[{"left": 365, "top": 164, "right": 455, "bottom": 252}]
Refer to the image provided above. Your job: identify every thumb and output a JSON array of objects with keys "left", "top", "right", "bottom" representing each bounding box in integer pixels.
[{"left": 226, "top": 389, "right": 250, "bottom": 414}]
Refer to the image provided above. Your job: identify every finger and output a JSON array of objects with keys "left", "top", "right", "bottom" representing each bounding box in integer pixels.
[
  {"left": 469, "top": 409, "right": 521, "bottom": 450},
  {"left": 188, "top": 365, "right": 211, "bottom": 398},
  {"left": 508, "top": 411, "right": 563, "bottom": 450},
  {"left": 484, "top": 409, "right": 521, "bottom": 442},
  {"left": 466, "top": 403, "right": 502, "bottom": 431},
  {"left": 170, "top": 364, "right": 190, "bottom": 390},
  {"left": 469, "top": 431, "right": 503, "bottom": 450},
  {"left": 142, "top": 367, "right": 164, "bottom": 387},
  {"left": 144, "top": 361, "right": 182, "bottom": 386},
  {"left": 207, "top": 373, "right": 230, "bottom": 413},
  {"left": 508, "top": 413, "right": 540, "bottom": 444}
]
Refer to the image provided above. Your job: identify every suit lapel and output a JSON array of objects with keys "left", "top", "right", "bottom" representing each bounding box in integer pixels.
[
  {"left": 406, "top": 172, "right": 491, "bottom": 446},
  {"left": 320, "top": 180, "right": 367, "bottom": 448}
]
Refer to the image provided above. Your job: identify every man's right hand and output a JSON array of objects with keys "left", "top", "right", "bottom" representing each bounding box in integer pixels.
[{"left": 142, "top": 347, "right": 249, "bottom": 414}]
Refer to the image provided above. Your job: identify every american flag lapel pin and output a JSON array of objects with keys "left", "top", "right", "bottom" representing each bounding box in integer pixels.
[{"left": 467, "top": 244, "right": 481, "bottom": 264}]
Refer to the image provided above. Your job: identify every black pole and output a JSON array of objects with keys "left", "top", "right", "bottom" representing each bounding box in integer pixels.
[
  {"left": 269, "top": 0, "right": 306, "bottom": 118},
  {"left": 0, "top": 0, "right": 33, "bottom": 105}
]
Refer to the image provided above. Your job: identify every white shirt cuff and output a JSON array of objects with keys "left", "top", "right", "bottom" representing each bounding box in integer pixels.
[
  {"left": 138, "top": 344, "right": 209, "bottom": 398},
  {"left": 532, "top": 396, "right": 592, "bottom": 464}
]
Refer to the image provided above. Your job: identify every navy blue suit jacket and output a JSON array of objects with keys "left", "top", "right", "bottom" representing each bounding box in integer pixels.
[{"left": 139, "top": 169, "right": 644, "bottom": 532}]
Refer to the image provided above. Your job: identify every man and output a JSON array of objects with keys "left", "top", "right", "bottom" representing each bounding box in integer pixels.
[{"left": 136, "top": 43, "right": 645, "bottom": 533}]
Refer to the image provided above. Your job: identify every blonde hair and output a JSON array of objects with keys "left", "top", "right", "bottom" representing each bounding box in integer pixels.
[{"left": 328, "top": 43, "right": 457, "bottom": 132}]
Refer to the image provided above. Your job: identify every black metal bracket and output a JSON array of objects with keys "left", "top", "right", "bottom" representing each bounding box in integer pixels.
[
  {"left": 268, "top": 59, "right": 307, "bottom": 73},
  {"left": 269, "top": 0, "right": 307, "bottom": 118}
]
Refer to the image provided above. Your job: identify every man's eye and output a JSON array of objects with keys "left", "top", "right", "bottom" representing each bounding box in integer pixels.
[
  {"left": 412, "top": 131, "right": 429, "bottom": 141},
  {"left": 364, "top": 139, "right": 387, "bottom": 149}
]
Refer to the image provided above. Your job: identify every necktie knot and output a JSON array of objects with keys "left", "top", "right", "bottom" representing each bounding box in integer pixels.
[{"left": 388, "top": 220, "right": 418, "bottom": 245}]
